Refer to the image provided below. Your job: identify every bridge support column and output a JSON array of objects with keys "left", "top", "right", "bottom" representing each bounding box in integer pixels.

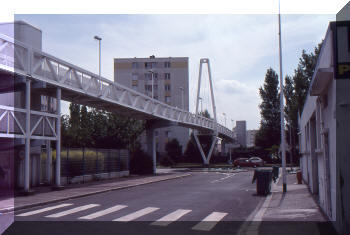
[
  {"left": 24, "top": 79, "right": 31, "bottom": 192},
  {"left": 146, "top": 128, "right": 156, "bottom": 174},
  {"left": 193, "top": 131, "right": 218, "bottom": 165},
  {"left": 46, "top": 140, "right": 52, "bottom": 184},
  {"left": 55, "top": 88, "right": 61, "bottom": 188}
]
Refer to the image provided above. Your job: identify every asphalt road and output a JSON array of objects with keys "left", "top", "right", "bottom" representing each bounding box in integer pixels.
[{"left": 7, "top": 171, "right": 265, "bottom": 235}]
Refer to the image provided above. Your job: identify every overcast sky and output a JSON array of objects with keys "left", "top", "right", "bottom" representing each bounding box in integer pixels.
[{"left": 14, "top": 14, "right": 335, "bottom": 129}]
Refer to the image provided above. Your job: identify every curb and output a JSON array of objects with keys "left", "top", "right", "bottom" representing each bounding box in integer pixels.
[{"left": 0, "top": 173, "right": 191, "bottom": 214}]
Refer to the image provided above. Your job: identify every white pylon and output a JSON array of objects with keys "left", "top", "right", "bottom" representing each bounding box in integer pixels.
[{"left": 193, "top": 58, "right": 218, "bottom": 165}]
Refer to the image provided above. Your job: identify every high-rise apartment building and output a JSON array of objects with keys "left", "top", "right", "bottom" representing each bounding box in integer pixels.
[
  {"left": 246, "top": 130, "right": 258, "bottom": 147},
  {"left": 235, "top": 120, "right": 247, "bottom": 147},
  {"left": 114, "top": 56, "right": 189, "bottom": 154}
]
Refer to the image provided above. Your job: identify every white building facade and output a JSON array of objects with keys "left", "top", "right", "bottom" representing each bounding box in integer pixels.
[{"left": 299, "top": 18, "right": 350, "bottom": 234}]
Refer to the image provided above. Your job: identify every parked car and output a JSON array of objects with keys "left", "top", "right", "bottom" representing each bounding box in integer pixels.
[{"left": 233, "top": 157, "right": 265, "bottom": 167}]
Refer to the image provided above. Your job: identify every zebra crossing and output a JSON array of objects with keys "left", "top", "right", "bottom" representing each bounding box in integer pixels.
[{"left": 16, "top": 203, "right": 228, "bottom": 231}]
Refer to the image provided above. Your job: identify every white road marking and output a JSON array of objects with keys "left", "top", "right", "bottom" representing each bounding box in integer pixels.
[
  {"left": 113, "top": 207, "right": 159, "bottom": 222},
  {"left": 151, "top": 209, "right": 192, "bottom": 226},
  {"left": 211, "top": 173, "right": 236, "bottom": 183},
  {"left": 17, "top": 204, "right": 73, "bottom": 217},
  {"left": 192, "top": 212, "right": 227, "bottom": 231},
  {"left": 78, "top": 205, "right": 127, "bottom": 220},
  {"left": 45, "top": 204, "right": 99, "bottom": 218}
]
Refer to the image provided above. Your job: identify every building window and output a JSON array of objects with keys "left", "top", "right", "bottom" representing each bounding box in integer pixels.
[
  {"left": 165, "top": 96, "right": 171, "bottom": 103},
  {"left": 164, "top": 73, "right": 171, "bottom": 80},
  {"left": 132, "top": 62, "right": 138, "bottom": 69},
  {"left": 145, "top": 85, "right": 152, "bottom": 91},
  {"left": 145, "top": 62, "right": 157, "bottom": 69},
  {"left": 145, "top": 73, "right": 158, "bottom": 80},
  {"left": 166, "top": 131, "right": 172, "bottom": 138},
  {"left": 165, "top": 84, "right": 171, "bottom": 91},
  {"left": 132, "top": 73, "right": 138, "bottom": 81},
  {"left": 164, "top": 61, "right": 171, "bottom": 68},
  {"left": 132, "top": 85, "right": 138, "bottom": 90}
]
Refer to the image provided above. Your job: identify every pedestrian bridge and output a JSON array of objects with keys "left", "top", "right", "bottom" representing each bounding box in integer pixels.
[
  {"left": 0, "top": 29, "right": 234, "bottom": 192},
  {"left": 0, "top": 33, "right": 234, "bottom": 140}
]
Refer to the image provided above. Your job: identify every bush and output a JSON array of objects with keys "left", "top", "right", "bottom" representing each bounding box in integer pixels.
[
  {"left": 159, "top": 155, "right": 175, "bottom": 167},
  {"left": 129, "top": 149, "right": 154, "bottom": 175},
  {"left": 165, "top": 138, "right": 182, "bottom": 163}
]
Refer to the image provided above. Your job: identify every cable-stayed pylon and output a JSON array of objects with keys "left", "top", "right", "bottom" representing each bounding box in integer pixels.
[{"left": 193, "top": 58, "right": 218, "bottom": 165}]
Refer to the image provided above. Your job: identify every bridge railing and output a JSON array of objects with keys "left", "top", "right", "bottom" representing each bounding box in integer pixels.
[{"left": 0, "top": 33, "right": 234, "bottom": 139}]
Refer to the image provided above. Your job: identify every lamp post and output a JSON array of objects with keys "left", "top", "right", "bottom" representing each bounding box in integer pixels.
[
  {"left": 231, "top": 119, "right": 234, "bottom": 130},
  {"left": 94, "top": 36, "right": 102, "bottom": 91},
  {"left": 148, "top": 70, "right": 155, "bottom": 112},
  {"left": 278, "top": 1, "right": 287, "bottom": 193},
  {"left": 223, "top": 113, "right": 226, "bottom": 127},
  {"left": 198, "top": 97, "right": 202, "bottom": 114},
  {"left": 179, "top": 87, "right": 184, "bottom": 109}
]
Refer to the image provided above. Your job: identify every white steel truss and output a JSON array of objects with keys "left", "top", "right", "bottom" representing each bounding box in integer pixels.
[{"left": 0, "top": 33, "right": 234, "bottom": 140}]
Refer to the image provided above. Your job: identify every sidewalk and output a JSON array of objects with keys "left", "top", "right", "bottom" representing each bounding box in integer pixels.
[
  {"left": 0, "top": 171, "right": 191, "bottom": 214},
  {"left": 263, "top": 172, "right": 326, "bottom": 222},
  {"left": 237, "top": 172, "right": 337, "bottom": 235}
]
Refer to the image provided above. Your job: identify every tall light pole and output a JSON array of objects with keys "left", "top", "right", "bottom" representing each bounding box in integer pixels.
[
  {"left": 179, "top": 87, "right": 184, "bottom": 109},
  {"left": 222, "top": 113, "right": 226, "bottom": 127},
  {"left": 278, "top": 1, "right": 287, "bottom": 193},
  {"left": 94, "top": 36, "right": 102, "bottom": 78},
  {"left": 198, "top": 97, "right": 203, "bottom": 114},
  {"left": 94, "top": 36, "right": 102, "bottom": 93},
  {"left": 231, "top": 119, "right": 234, "bottom": 130},
  {"left": 148, "top": 70, "right": 154, "bottom": 112}
]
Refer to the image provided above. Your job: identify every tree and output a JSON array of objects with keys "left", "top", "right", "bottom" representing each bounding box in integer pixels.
[
  {"left": 79, "top": 105, "right": 93, "bottom": 147},
  {"left": 283, "top": 42, "right": 322, "bottom": 163},
  {"left": 165, "top": 138, "right": 182, "bottom": 163},
  {"left": 67, "top": 103, "right": 81, "bottom": 147},
  {"left": 255, "top": 68, "right": 281, "bottom": 149}
]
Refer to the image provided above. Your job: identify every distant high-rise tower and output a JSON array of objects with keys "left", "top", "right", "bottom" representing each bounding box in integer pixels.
[{"left": 235, "top": 120, "right": 246, "bottom": 147}]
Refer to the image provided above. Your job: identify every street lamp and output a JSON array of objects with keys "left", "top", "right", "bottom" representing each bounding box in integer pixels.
[
  {"left": 94, "top": 36, "right": 102, "bottom": 92},
  {"left": 222, "top": 113, "right": 226, "bottom": 127},
  {"left": 179, "top": 87, "right": 184, "bottom": 110},
  {"left": 198, "top": 97, "right": 203, "bottom": 114},
  {"left": 231, "top": 119, "right": 234, "bottom": 130},
  {"left": 148, "top": 70, "right": 155, "bottom": 112}
]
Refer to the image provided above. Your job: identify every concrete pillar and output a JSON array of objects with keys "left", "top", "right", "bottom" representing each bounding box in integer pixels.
[
  {"left": 24, "top": 79, "right": 31, "bottom": 192},
  {"left": 146, "top": 128, "right": 156, "bottom": 174},
  {"left": 46, "top": 140, "right": 51, "bottom": 184},
  {"left": 55, "top": 88, "right": 61, "bottom": 187}
]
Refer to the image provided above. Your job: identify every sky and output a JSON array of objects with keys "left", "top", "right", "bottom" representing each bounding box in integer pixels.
[{"left": 12, "top": 14, "right": 336, "bottom": 130}]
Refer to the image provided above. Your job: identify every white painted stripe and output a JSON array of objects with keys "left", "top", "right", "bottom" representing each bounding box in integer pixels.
[
  {"left": 17, "top": 204, "right": 73, "bottom": 217},
  {"left": 45, "top": 204, "right": 99, "bottom": 218},
  {"left": 192, "top": 212, "right": 227, "bottom": 231},
  {"left": 78, "top": 205, "right": 127, "bottom": 220},
  {"left": 113, "top": 207, "right": 159, "bottom": 222},
  {"left": 151, "top": 209, "right": 191, "bottom": 226}
]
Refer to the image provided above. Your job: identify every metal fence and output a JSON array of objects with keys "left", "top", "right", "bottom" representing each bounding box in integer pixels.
[{"left": 60, "top": 148, "right": 129, "bottom": 177}]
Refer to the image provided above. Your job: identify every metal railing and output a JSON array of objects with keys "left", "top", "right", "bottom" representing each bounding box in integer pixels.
[{"left": 0, "top": 33, "right": 234, "bottom": 140}]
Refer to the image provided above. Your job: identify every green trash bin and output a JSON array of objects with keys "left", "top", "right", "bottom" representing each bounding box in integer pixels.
[{"left": 252, "top": 169, "right": 273, "bottom": 195}]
